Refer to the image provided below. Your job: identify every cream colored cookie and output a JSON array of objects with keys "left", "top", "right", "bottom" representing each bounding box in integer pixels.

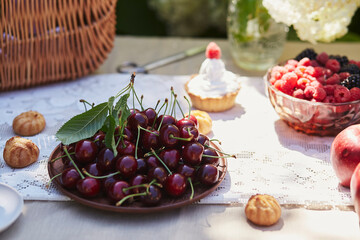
[
  {"left": 245, "top": 194, "right": 281, "bottom": 226},
  {"left": 187, "top": 110, "right": 212, "bottom": 135},
  {"left": 13, "top": 111, "right": 46, "bottom": 136},
  {"left": 3, "top": 136, "right": 39, "bottom": 168}
]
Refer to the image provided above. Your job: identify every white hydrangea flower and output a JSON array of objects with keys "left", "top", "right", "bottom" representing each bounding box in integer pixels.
[{"left": 263, "top": 0, "right": 360, "bottom": 43}]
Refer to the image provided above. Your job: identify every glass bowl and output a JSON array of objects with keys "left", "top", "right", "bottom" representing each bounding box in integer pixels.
[{"left": 265, "top": 69, "right": 360, "bottom": 136}]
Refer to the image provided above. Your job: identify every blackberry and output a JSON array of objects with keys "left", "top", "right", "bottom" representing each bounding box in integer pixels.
[
  {"left": 341, "top": 74, "right": 360, "bottom": 89},
  {"left": 329, "top": 55, "right": 349, "bottom": 67},
  {"left": 340, "top": 64, "right": 360, "bottom": 75},
  {"left": 295, "top": 48, "right": 317, "bottom": 61}
]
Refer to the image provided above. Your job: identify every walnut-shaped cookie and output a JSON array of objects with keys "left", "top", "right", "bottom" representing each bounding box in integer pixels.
[
  {"left": 3, "top": 136, "right": 39, "bottom": 168},
  {"left": 13, "top": 111, "right": 46, "bottom": 136},
  {"left": 245, "top": 194, "right": 281, "bottom": 226}
]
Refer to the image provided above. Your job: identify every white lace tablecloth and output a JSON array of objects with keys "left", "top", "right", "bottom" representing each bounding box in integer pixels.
[{"left": 0, "top": 74, "right": 351, "bottom": 207}]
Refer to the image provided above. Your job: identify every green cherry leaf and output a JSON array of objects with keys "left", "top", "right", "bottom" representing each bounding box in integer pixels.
[
  {"left": 105, "top": 115, "right": 118, "bottom": 157},
  {"left": 56, "top": 102, "right": 108, "bottom": 145}
]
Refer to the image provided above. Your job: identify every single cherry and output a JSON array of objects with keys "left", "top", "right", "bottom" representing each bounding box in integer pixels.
[
  {"left": 177, "top": 164, "right": 196, "bottom": 181},
  {"left": 202, "top": 148, "right": 220, "bottom": 166},
  {"left": 60, "top": 167, "right": 81, "bottom": 189},
  {"left": 176, "top": 118, "right": 196, "bottom": 129},
  {"left": 127, "top": 112, "right": 149, "bottom": 133},
  {"left": 76, "top": 177, "right": 101, "bottom": 197},
  {"left": 145, "top": 155, "right": 160, "bottom": 169},
  {"left": 179, "top": 125, "right": 199, "bottom": 143},
  {"left": 102, "top": 175, "right": 122, "bottom": 192},
  {"left": 140, "top": 185, "right": 162, "bottom": 206},
  {"left": 130, "top": 174, "right": 148, "bottom": 194},
  {"left": 159, "top": 149, "right": 180, "bottom": 170},
  {"left": 116, "top": 155, "right": 138, "bottom": 179},
  {"left": 107, "top": 180, "right": 130, "bottom": 203},
  {"left": 156, "top": 115, "right": 176, "bottom": 128},
  {"left": 84, "top": 163, "right": 104, "bottom": 177},
  {"left": 186, "top": 115, "right": 198, "bottom": 127},
  {"left": 142, "top": 108, "right": 157, "bottom": 127},
  {"left": 197, "top": 164, "right": 219, "bottom": 185},
  {"left": 115, "top": 126, "right": 134, "bottom": 142},
  {"left": 75, "top": 140, "right": 98, "bottom": 164},
  {"left": 141, "top": 129, "right": 160, "bottom": 151},
  {"left": 159, "top": 124, "right": 180, "bottom": 148},
  {"left": 182, "top": 142, "right": 204, "bottom": 166},
  {"left": 165, "top": 173, "right": 187, "bottom": 197},
  {"left": 97, "top": 148, "right": 116, "bottom": 172},
  {"left": 136, "top": 158, "right": 148, "bottom": 175},
  {"left": 147, "top": 166, "right": 168, "bottom": 184},
  {"left": 117, "top": 140, "right": 136, "bottom": 156},
  {"left": 92, "top": 131, "right": 105, "bottom": 150},
  {"left": 197, "top": 134, "right": 210, "bottom": 146}
]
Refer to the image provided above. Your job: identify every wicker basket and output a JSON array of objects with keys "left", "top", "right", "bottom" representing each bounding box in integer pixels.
[{"left": 0, "top": 0, "right": 117, "bottom": 91}]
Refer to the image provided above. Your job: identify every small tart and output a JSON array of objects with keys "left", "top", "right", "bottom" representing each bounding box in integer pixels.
[
  {"left": 185, "top": 77, "right": 240, "bottom": 112},
  {"left": 245, "top": 194, "right": 281, "bottom": 226},
  {"left": 3, "top": 136, "right": 39, "bottom": 168},
  {"left": 187, "top": 110, "right": 212, "bottom": 135}
]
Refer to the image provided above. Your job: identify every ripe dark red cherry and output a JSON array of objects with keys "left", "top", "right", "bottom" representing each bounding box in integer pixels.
[
  {"left": 145, "top": 155, "right": 160, "bottom": 169},
  {"left": 147, "top": 166, "right": 168, "bottom": 184},
  {"left": 130, "top": 174, "right": 148, "bottom": 194},
  {"left": 140, "top": 185, "right": 162, "bottom": 206},
  {"left": 107, "top": 180, "right": 130, "bottom": 203},
  {"left": 103, "top": 175, "right": 122, "bottom": 192},
  {"left": 142, "top": 108, "right": 157, "bottom": 126},
  {"left": 182, "top": 142, "right": 204, "bottom": 166},
  {"left": 179, "top": 125, "right": 199, "bottom": 142},
  {"left": 61, "top": 167, "right": 81, "bottom": 189},
  {"left": 159, "top": 124, "right": 180, "bottom": 148},
  {"left": 165, "top": 173, "right": 187, "bottom": 197},
  {"left": 141, "top": 129, "right": 160, "bottom": 151},
  {"left": 156, "top": 115, "right": 177, "bottom": 128},
  {"left": 116, "top": 140, "right": 136, "bottom": 156},
  {"left": 136, "top": 158, "right": 148, "bottom": 175},
  {"left": 197, "top": 134, "right": 210, "bottom": 146},
  {"left": 116, "top": 155, "right": 138, "bottom": 179},
  {"left": 176, "top": 118, "right": 196, "bottom": 129},
  {"left": 84, "top": 163, "right": 103, "bottom": 177},
  {"left": 159, "top": 149, "right": 180, "bottom": 170},
  {"left": 127, "top": 112, "right": 149, "bottom": 133},
  {"left": 202, "top": 148, "right": 220, "bottom": 166},
  {"left": 187, "top": 115, "right": 198, "bottom": 127},
  {"left": 76, "top": 177, "right": 101, "bottom": 197},
  {"left": 75, "top": 140, "right": 98, "bottom": 164},
  {"left": 92, "top": 132, "right": 105, "bottom": 149},
  {"left": 177, "top": 164, "right": 196, "bottom": 181},
  {"left": 198, "top": 164, "right": 219, "bottom": 185},
  {"left": 97, "top": 148, "right": 116, "bottom": 172}
]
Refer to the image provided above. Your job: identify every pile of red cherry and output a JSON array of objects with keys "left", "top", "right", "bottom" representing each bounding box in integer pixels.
[{"left": 51, "top": 107, "right": 227, "bottom": 207}]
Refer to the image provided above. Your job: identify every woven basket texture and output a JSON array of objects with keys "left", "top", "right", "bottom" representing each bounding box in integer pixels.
[{"left": 0, "top": 0, "right": 117, "bottom": 91}]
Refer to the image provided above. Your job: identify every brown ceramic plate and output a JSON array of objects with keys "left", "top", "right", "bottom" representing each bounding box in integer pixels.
[{"left": 48, "top": 143, "right": 227, "bottom": 213}]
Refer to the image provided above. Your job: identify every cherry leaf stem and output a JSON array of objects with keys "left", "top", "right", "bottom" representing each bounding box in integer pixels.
[
  {"left": 47, "top": 172, "right": 62, "bottom": 187},
  {"left": 151, "top": 149, "right": 173, "bottom": 175},
  {"left": 50, "top": 152, "right": 75, "bottom": 163},
  {"left": 184, "top": 96, "right": 192, "bottom": 120},
  {"left": 82, "top": 169, "right": 120, "bottom": 179},
  {"left": 188, "top": 178, "right": 194, "bottom": 200},
  {"left": 63, "top": 146, "right": 85, "bottom": 179},
  {"left": 116, "top": 192, "right": 147, "bottom": 206}
]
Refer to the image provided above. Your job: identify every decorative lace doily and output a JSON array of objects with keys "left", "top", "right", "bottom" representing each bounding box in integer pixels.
[{"left": 0, "top": 74, "right": 351, "bottom": 208}]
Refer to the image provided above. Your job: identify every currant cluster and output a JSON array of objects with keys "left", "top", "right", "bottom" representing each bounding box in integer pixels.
[{"left": 51, "top": 87, "right": 229, "bottom": 207}]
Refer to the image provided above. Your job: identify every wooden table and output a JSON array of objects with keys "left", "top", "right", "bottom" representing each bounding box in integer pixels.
[{"left": 1, "top": 37, "right": 360, "bottom": 240}]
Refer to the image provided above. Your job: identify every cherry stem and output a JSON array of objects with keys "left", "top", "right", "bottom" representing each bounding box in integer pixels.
[
  {"left": 157, "top": 99, "right": 169, "bottom": 131},
  {"left": 171, "top": 88, "right": 185, "bottom": 118},
  {"left": 140, "top": 95, "right": 144, "bottom": 111},
  {"left": 188, "top": 178, "right": 194, "bottom": 200},
  {"left": 116, "top": 192, "right": 147, "bottom": 206},
  {"left": 135, "top": 126, "right": 140, "bottom": 159},
  {"left": 204, "top": 144, "right": 235, "bottom": 158},
  {"left": 151, "top": 149, "right": 173, "bottom": 175},
  {"left": 115, "top": 75, "right": 133, "bottom": 98},
  {"left": 138, "top": 125, "right": 159, "bottom": 136},
  {"left": 154, "top": 100, "right": 161, "bottom": 111},
  {"left": 47, "top": 172, "right": 62, "bottom": 187},
  {"left": 171, "top": 94, "right": 177, "bottom": 119},
  {"left": 63, "top": 146, "right": 84, "bottom": 179},
  {"left": 79, "top": 99, "right": 93, "bottom": 111},
  {"left": 143, "top": 147, "right": 165, "bottom": 158},
  {"left": 169, "top": 134, "right": 192, "bottom": 142},
  {"left": 184, "top": 96, "right": 192, "bottom": 120},
  {"left": 168, "top": 90, "right": 173, "bottom": 115},
  {"left": 82, "top": 169, "right": 120, "bottom": 179},
  {"left": 131, "top": 85, "right": 144, "bottom": 111},
  {"left": 50, "top": 152, "right": 75, "bottom": 163}
]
